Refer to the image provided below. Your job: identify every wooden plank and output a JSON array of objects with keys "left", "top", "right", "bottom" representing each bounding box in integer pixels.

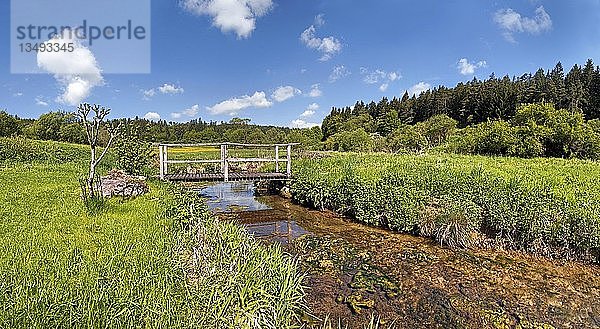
[{"left": 164, "top": 160, "right": 222, "bottom": 164}]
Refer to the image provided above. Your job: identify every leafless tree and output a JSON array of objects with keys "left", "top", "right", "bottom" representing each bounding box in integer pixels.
[{"left": 76, "top": 103, "right": 120, "bottom": 198}]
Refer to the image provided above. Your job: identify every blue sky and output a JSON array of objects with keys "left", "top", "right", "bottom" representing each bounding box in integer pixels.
[{"left": 2, "top": 0, "right": 600, "bottom": 128}]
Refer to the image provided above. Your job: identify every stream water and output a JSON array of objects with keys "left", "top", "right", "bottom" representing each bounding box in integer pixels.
[{"left": 198, "top": 182, "right": 600, "bottom": 328}]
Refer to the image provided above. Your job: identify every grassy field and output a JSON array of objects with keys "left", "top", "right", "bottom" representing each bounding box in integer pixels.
[
  {"left": 292, "top": 153, "right": 600, "bottom": 261},
  {"left": 0, "top": 138, "right": 304, "bottom": 328}
]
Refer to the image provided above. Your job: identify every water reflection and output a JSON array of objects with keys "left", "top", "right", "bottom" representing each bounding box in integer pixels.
[
  {"left": 197, "top": 182, "right": 271, "bottom": 212},
  {"left": 197, "top": 182, "right": 310, "bottom": 244}
]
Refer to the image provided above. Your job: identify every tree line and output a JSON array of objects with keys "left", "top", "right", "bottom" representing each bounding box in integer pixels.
[
  {"left": 322, "top": 59, "right": 600, "bottom": 140},
  {"left": 0, "top": 111, "right": 323, "bottom": 149}
]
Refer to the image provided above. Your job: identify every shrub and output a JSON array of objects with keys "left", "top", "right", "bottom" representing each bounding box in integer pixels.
[
  {"left": 114, "top": 125, "right": 153, "bottom": 176},
  {"left": 385, "top": 124, "right": 428, "bottom": 153},
  {"left": 466, "top": 120, "right": 519, "bottom": 156},
  {"left": 326, "top": 128, "right": 373, "bottom": 152},
  {"left": 0, "top": 111, "right": 21, "bottom": 137},
  {"left": 415, "top": 114, "right": 458, "bottom": 147}
]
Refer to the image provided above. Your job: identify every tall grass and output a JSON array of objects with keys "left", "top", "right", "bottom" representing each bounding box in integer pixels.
[
  {"left": 0, "top": 138, "right": 305, "bottom": 328},
  {"left": 292, "top": 153, "right": 600, "bottom": 261}
]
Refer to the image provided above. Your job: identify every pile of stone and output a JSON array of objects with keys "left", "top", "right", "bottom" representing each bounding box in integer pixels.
[{"left": 101, "top": 169, "right": 149, "bottom": 198}]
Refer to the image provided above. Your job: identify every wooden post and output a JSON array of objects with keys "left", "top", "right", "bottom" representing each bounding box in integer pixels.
[
  {"left": 159, "top": 145, "right": 164, "bottom": 180},
  {"left": 275, "top": 145, "right": 279, "bottom": 173},
  {"left": 286, "top": 144, "right": 292, "bottom": 178},
  {"left": 164, "top": 145, "right": 168, "bottom": 176},
  {"left": 220, "top": 144, "right": 225, "bottom": 174},
  {"left": 223, "top": 143, "right": 229, "bottom": 182}
]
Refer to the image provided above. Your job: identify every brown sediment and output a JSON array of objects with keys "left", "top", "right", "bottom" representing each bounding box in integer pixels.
[{"left": 228, "top": 196, "right": 600, "bottom": 329}]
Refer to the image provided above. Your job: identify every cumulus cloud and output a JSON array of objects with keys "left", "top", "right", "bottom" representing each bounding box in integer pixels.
[
  {"left": 272, "top": 85, "right": 301, "bottom": 102},
  {"left": 207, "top": 91, "right": 272, "bottom": 115},
  {"left": 171, "top": 104, "right": 200, "bottom": 119},
  {"left": 37, "top": 30, "right": 103, "bottom": 106},
  {"left": 290, "top": 119, "right": 320, "bottom": 129},
  {"left": 181, "top": 0, "right": 273, "bottom": 38},
  {"left": 300, "top": 15, "right": 342, "bottom": 61},
  {"left": 329, "top": 65, "right": 351, "bottom": 83},
  {"left": 457, "top": 58, "right": 487, "bottom": 75},
  {"left": 142, "top": 83, "right": 184, "bottom": 100},
  {"left": 144, "top": 112, "right": 161, "bottom": 121},
  {"left": 379, "top": 84, "right": 389, "bottom": 92},
  {"left": 300, "top": 103, "right": 319, "bottom": 118},
  {"left": 308, "top": 83, "right": 322, "bottom": 97},
  {"left": 159, "top": 83, "right": 184, "bottom": 94},
  {"left": 408, "top": 82, "right": 431, "bottom": 96},
  {"left": 494, "top": 6, "right": 552, "bottom": 42}
]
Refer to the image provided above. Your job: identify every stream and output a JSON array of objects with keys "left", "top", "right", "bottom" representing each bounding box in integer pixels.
[{"left": 198, "top": 182, "right": 600, "bottom": 328}]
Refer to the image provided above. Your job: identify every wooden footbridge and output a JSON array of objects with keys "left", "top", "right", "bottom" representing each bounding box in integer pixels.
[{"left": 159, "top": 142, "right": 299, "bottom": 182}]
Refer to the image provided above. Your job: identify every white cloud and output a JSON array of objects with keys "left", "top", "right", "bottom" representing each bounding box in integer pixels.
[
  {"left": 272, "top": 85, "right": 301, "bottom": 102},
  {"left": 159, "top": 83, "right": 184, "bottom": 94},
  {"left": 142, "top": 83, "right": 184, "bottom": 100},
  {"left": 181, "top": 0, "right": 273, "bottom": 38},
  {"left": 300, "top": 15, "right": 342, "bottom": 61},
  {"left": 494, "top": 6, "right": 552, "bottom": 42},
  {"left": 300, "top": 103, "right": 319, "bottom": 118},
  {"left": 171, "top": 104, "right": 200, "bottom": 119},
  {"left": 360, "top": 67, "right": 401, "bottom": 91},
  {"left": 361, "top": 68, "right": 385, "bottom": 84},
  {"left": 308, "top": 83, "right": 322, "bottom": 97},
  {"left": 388, "top": 72, "right": 401, "bottom": 81},
  {"left": 37, "top": 30, "right": 104, "bottom": 106},
  {"left": 142, "top": 88, "right": 156, "bottom": 100},
  {"left": 35, "top": 97, "right": 49, "bottom": 107},
  {"left": 144, "top": 112, "right": 161, "bottom": 121},
  {"left": 408, "top": 82, "right": 431, "bottom": 96},
  {"left": 329, "top": 65, "right": 351, "bottom": 83},
  {"left": 457, "top": 58, "right": 487, "bottom": 75},
  {"left": 207, "top": 91, "right": 272, "bottom": 115},
  {"left": 290, "top": 119, "right": 320, "bottom": 129},
  {"left": 13, "top": 92, "right": 23, "bottom": 97}
]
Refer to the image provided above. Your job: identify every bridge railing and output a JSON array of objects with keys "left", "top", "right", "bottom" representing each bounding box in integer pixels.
[{"left": 158, "top": 142, "right": 299, "bottom": 181}]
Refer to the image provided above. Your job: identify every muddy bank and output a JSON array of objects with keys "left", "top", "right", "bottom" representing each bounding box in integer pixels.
[{"left": 229, "top": 196, "right": 600, "bottom": 329}]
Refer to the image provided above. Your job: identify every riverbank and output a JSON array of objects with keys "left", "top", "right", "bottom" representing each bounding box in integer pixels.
[
  {"left": 230, "top": 195, "right": 600, "bottom": 328},
  {"left": 292, "top": 153, "right": 600, "bottom": 263}
]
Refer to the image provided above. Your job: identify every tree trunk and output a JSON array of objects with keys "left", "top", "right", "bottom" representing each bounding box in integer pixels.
[{"left": 87, "top": 145, "right": 96, "bottom": 198}]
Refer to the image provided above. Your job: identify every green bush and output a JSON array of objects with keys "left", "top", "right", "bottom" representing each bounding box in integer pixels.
[
  {"left": 416, "top": 114, "right": 457, "bottom": 147},
  {"left": 325, "top": 128, "right": 373, "bottom": 152},
  {"left": 0, "top": 111, "right": 21, "bottom": 137},
  {"left": 114, "top": 125, "right": 153, "bottom": 176},
  {"left": 385, "top": 124, "right": 428, "bottom": 153}
]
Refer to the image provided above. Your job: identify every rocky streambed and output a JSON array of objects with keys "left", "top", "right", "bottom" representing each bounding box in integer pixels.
[{"left": 201, "top": 182, "right": 600, "bottom": 328}]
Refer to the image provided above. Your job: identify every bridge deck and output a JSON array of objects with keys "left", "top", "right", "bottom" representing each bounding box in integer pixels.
[{"left": 164, "top": 172, "right": 289, "bottom": 182}]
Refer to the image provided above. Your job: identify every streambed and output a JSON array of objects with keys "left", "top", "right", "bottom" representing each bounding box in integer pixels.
[{"left": 199, "top": 182, "right": 600, "bottom": 328}]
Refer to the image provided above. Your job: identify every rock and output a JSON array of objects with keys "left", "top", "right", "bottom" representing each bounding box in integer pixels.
[
  {"left": 279, "top": 186, "right": 292, "bottom": 199},
  {"left": 101, "top": 169, "right": 149, "bottom": 198}
]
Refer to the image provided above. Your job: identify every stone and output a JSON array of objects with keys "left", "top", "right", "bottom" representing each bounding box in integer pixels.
[
  {"left": 279, "top": 186, "right": 293, "bottom": 199},
  {"left": 101, "top": 169, "right": 149, "bottom": 198}
]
